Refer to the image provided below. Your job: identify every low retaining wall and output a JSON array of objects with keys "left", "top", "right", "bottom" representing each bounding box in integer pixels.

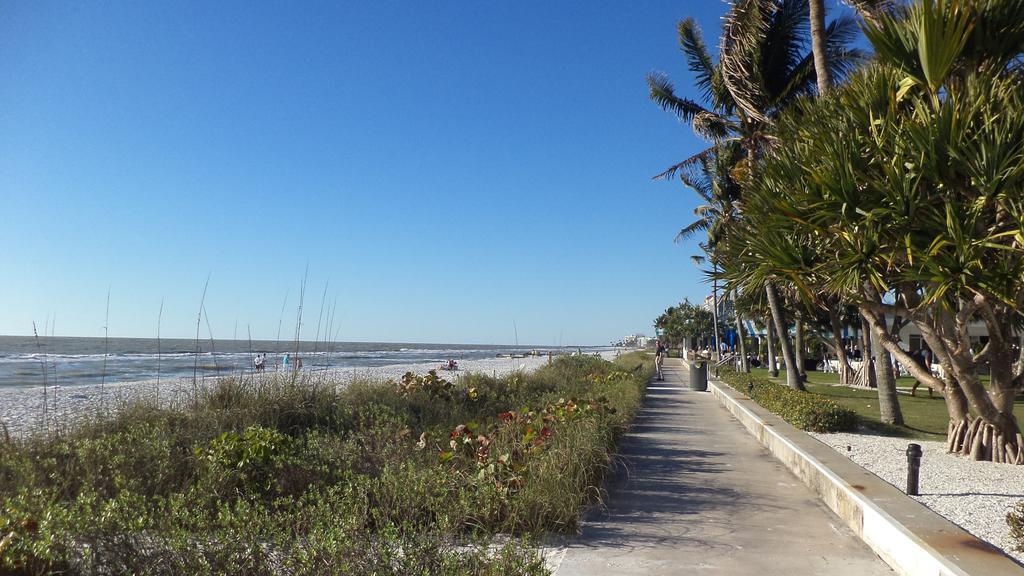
[{"left": 708, "top": 379, "right": 1024, "bottom": 576}]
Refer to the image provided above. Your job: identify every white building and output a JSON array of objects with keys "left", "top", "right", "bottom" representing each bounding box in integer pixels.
[
  {"left": 894, "top": 319, "right": 1003, "bottom": 353},
  {"left": 622, "top": 334, "right": 652, "bottom": 348},
  {"left": 736, "top": 316, "right": 1002, "bottom": 357},
  {"left": 701, "top": 293, "right": 734, "bottom": 321}
]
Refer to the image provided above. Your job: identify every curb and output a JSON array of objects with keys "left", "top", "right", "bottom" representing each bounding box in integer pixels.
[{"left": 708, "top": 379, "right": 1024, "bottom": 576}]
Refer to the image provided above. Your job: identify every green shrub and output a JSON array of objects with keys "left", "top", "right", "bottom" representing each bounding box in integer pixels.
[
  {"left": 0, "top": 353, "right": 654, "bottom": 574},
  {"left": 1009, "top": 503, "right": 1024, "bottom": 552},
  {"left": 720, "top": 369, "right": 857, "bottom": 433},
  {"left": 197, "top": 425, "right": 296, "bottom": 496}
]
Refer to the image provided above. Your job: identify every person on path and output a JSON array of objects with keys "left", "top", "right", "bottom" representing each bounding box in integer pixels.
[
  {"left": 655, "top": 339, "right": 666, "bottom": 381},
  {"left": 910, "top": 347, "right": 933, "bottom": 397}
]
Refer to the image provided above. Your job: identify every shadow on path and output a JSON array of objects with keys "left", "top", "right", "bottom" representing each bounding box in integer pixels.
[{"left": 555, "top": 362, "right": 892, "bottom": 575}]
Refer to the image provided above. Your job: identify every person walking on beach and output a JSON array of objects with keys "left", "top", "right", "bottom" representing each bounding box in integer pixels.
[{"left": 655, "top": 339, "right": 666, "bottom": 381}]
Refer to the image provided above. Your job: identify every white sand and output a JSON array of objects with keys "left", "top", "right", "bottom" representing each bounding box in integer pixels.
[
  {"left": 1, "top": 352, "right": 620, "bottom": 439},
  {"left": 812, "top": 431, "right": 1024, "bottom": 563}
]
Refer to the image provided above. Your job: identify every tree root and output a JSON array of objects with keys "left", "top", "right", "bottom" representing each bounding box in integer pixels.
[{"left": 948, "top": 417, "right": 1023, "bottom": 464}]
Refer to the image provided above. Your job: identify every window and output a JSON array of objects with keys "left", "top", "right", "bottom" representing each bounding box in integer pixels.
[{"left": 909, "top": 334, "right": 922, "bottom": 352}]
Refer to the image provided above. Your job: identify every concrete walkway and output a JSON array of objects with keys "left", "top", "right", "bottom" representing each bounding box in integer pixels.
[{"left": 554, "top": 358, "right": 892, "bottom": 575}]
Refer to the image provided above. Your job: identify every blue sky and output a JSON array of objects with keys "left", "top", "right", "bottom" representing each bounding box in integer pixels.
[{"left": 0, "top": 1, "right": 853, "bottom": 345}]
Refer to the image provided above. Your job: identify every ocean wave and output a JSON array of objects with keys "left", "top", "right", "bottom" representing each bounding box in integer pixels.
[{"left": 0, "top": 341, "right": 602, "bottom": 388}]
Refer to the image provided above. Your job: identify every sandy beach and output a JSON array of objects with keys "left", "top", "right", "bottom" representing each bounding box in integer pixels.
[{"left": 1, "top": 352, "right": 619, "bottom": 438}]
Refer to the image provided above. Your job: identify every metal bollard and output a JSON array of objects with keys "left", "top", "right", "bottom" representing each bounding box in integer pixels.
[{"left": 906, "top": 443, "right": 922, "bottom": 495}]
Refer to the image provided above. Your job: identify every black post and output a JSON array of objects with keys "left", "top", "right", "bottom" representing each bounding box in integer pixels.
[{"left": 906, "top": 443, "right": 922, "bottom": 495}]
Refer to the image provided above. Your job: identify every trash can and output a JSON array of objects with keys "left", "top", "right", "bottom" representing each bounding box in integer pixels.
[{"left": 689, "top": 361, "right": 708, "bottom": 391}]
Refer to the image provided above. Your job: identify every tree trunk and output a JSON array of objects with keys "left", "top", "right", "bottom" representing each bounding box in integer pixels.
[
  {"left": 859, "top": 317, "right": 877, "bottom": 388},
  {"left": 734, "top": 290, "right": 750, "bottom": 373},
  {"left": 870, "top": 323, "right": 903, "bottom": 425},
  {"left": 809, "top": 0, "right": 832, "bottom": 94},
  {"left": 944, "top": 380, "right": 973, "bottom": 454},
  {"left": 766, "top": 317, "right": 778, "bottom": 378},
  {"left": 860, "top": 303, "right": 1021, "bottom": 464},
  {"left": 828, "top": 304, "right": 854, "bottom": 386},
  {"left": 947, "top": 348, "right": 1022, "bottom": 463},
  {"left": 982, "top": 336, "right": 1022, "bottom": 454},
  {"left": 712, "top": 276, "right": 721, "bottom": 362},
  {"left": 795, "top": 319, "right": 806, "bottom": 382},
  {"left": 765, "top": 282, "right": 804, "bottom": 390},
  {"left": 934, "top": 303, "right": 1021, "bottom": 463}
]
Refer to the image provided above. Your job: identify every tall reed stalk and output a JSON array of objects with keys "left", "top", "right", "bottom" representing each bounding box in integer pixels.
[
  {"left": 203, "top": 304, "right": 218, "bottom": 374},
  {"left": 156, "top": 299, "right": 163, "bottom": 404},
  {"left": 193, "top": 276, "right": 210, "bottom": 402},
  {"left": 325, "top": 298, "right": 339, "bottom": 373},
  {"left": 49, "top": 317, "right": 59, "bottom": 420},
  {"left": 275, "top": 289, "right": 288, "bottom": 369},
  {"left": 294, "top": 267, "right": 308, "bottom": 356},
  {"left": 32, "top": 321, "right": 48, "bottom": 430},
  {"left": 101, "top": 288, "right": 110, "bottom": 414},
  {"left": 48, "top": 316, "right": 62, "bottom": 430},
  {"left": 247, "top": 325, "right": 254, "bottom": 377},
  {"left": 291, "top": 268, "right": 308, "bottom": 383},
  {"left": 313, "top": 280, "right": 329, "bottom": 361}
]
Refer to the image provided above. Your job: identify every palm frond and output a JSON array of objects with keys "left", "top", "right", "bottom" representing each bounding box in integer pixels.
[
  {"left": 774, "top": 17, "right": 867, "bottom": 107},
  {"left": 675, "top": 219, "right": 711, "bottom": 243},
  {"left": 694, "top": 204, "right": 719, "bottom": 217},
  {"left": 862, "top": 0, "right": 974, "bottom": 93},
  {"left": 678, "top": 17, "right": 718, "bottom": 103},
  {"left": 967, "top": 0, "right": 1024, "bottom": 73},
  {"left": 842, "top": 0, "right": 897, "bottom": 25},
  {"left": 678, "top": 164, "right": 714, "bottom": 202},
  {"left": 823, "top": 15, "right": 869, "bottom": 81},
  {"left": 763, "top": 0, "right": 811, "bottom": 98},
  {"left": 653, "top": 146, "right": 717, "bottom": 182},
  {"left": 647, "top": 72, "right": 711, "bottom": 123},
  {"left": 721, "top": 0, "right": 772, "bottom": 124},
  {"left": 692, "top": 110, "right": 738, "bottom": 140}
]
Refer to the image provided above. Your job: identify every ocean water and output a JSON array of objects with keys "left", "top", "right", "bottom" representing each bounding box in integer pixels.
[{"left": 0, "top": 336, "right": 584, "bottom": 388}]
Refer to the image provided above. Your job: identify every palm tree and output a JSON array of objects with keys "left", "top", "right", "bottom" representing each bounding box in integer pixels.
[
  {"left": 810, "top": 0, "right": 909, "bottom": 420},
  {"left": 657, "top": 300, "right": 717, "bottom": 351},
  {"left": 648, "top": 1, "right": 863, "bottom": 387},
  {"left": 689, "top": 255, "right": 724, "bottom": 362},
  {"left": 842, "top": 0, "right": 896, "bottom": 24},
  {"left": 674, "top": 144, "right": 746, "bottom": 366},
  {"left": 720, "top": 0, "right": 863, "bottom": 391},
  {"left": 744, "top": 0, "right": 1024, "bottom": 461},
  {"left": 809, "top": 0, "right": 832, "bottom": 93},
  {"left": 673, "top": 0, "right": 862, "bottom": 390}
]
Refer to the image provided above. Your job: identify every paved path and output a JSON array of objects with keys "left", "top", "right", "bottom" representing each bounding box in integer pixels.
[{"left": 554, "top": 358, "right": 891, "bottom": 575}]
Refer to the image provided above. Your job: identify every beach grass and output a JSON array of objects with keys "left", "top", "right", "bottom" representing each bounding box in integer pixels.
[
  {"left": 749, "top": 368, "right": 1024, "bottom": 440},
  {"left": 0, "top": 352, "right": 652, "bottom": 575}
]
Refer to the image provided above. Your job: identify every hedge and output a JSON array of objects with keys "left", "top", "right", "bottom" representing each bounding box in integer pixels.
[
  {"left": 1009, "top": 503, "right": 1024, "bottom": 553},
  {"left": 719, "top": 369, "right": 857, "bottom": 433}
]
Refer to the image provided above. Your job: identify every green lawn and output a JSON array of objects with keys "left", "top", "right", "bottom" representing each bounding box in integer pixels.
[{"left": 749, "top": 368, "right": 1024, "bottom": 440}]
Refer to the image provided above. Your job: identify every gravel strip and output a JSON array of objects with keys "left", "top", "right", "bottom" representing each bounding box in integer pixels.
[{"left": 812, "top": 431, "right": 1024, "bottom": 564}]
